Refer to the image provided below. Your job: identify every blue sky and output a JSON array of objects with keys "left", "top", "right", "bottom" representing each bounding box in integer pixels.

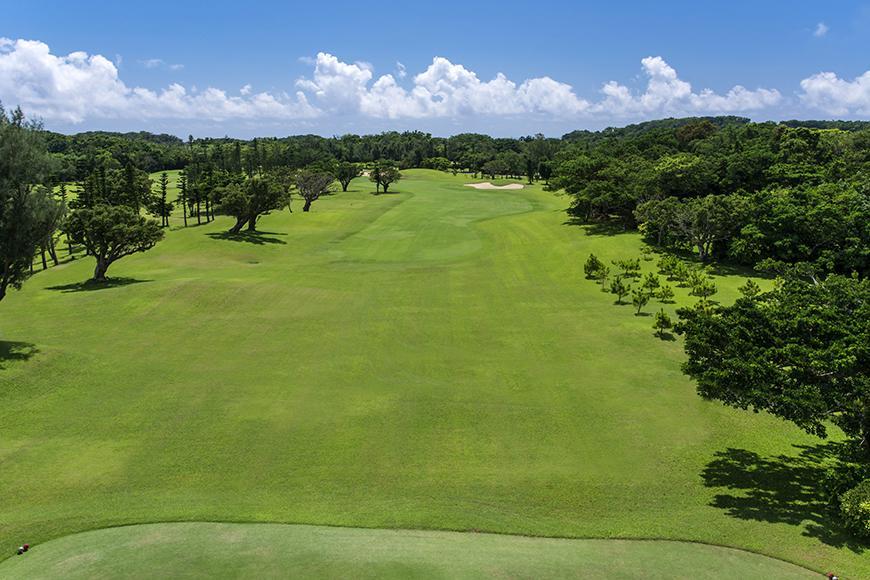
[{"left": 1, "top": 0, "right": 868, "bottom": 137}]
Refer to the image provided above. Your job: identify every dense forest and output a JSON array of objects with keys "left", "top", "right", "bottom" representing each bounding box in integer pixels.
[{"left": 551, "top": 117, "right": 869, "bottom": 277}]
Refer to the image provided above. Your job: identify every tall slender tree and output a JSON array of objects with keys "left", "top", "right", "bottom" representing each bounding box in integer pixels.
[
  {"left": 158, "top": 172, "right": 169, "bottom": 227},
  {"left": 178, "top": 171, "right": 189, "bottom": 227}
]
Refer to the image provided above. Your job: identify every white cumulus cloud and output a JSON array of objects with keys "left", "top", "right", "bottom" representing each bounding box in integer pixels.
[
  {"left": 0, "top": 39, "right": 803, "bottom": 128},
  {"left": 814, "top": 22, "right": 829, "bottom": 38},
  {"left": 0, "top": 38, "right": 318, "bottom": 123},
  {"left": 799, "top": 69, "right": 870, "bottom": 115},
  {"left": 296, "top": 52, "right": 590, "bottom": 118},
  {"left": 592, "top": 56, "right": 781, "bottom": 116}
]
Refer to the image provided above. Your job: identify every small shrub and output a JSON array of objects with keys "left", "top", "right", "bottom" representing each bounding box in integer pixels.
[
  {"left": 640, "top": 246, "right": 654, "bottom": 261},
  {"left": 584, "top": 253, "right": 605, "bottom": 279},
  {"left": 690, "top": 277, "right": 718, "bottom": 303},
  {"left": 657, "top": 285, "right": 675, "bottom": 303},
  {"left": 840, "top": 479, "right": 870, "bottom": 538},
  {"left": 673, "top": 262, "right": 691, "bottom": 286},
  {"left": 641, "top": 272, "right": 661, "bottom": 292},
  {"left": 612, "top": 258, "right": 642, "bottom": 278},
  {"left": 609, "top": 276, "right": 630, "bottom": 304},
  {"left": 631, "top": 288, "right": 650, "bottom": 315},
  {"left": 653, "top": 309, "right": 673, "bottom": 338},
  {"left": 657, "top": 255, "right": 680, "bottom": 278}
]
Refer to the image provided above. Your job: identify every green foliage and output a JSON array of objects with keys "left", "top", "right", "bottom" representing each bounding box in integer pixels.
[
  {"left": 631, "top": 288, "right": 650, "bottom": 315},
  {"left": 656, "top": 284, "right": 675, "bottom": 303},
  {"left": 335, "top": 162, "right": 362, "bottom": 192},
  {"left": 609, "top": 275, "right": 631, "bottom": 304},
  {"left": 0, "top": 105, "right": 62, "bottom": 301},
  {"left": 657, "top": 254, "right": 681, "bottom": 279},
  {"left": 840, "top": 479, "right": 870, "bottom": 538},
  {"left": 584, "top": 253, "right": 605, "bottom": 279},
  {"left": 738, "top": 279, "right": 762, "bottom": 299},
  {"left": 676, "top": 274, "right": 870, "bottom": 448},
  {"left": 422, "top": 156, "right": 451, "bottom": 172},
  {"left": 653, "top": 309, "right": 673, "bottom": 338},
  {"left": 689, "top": 276, "right": 718, "bottom": 303},
  {"left": 370, "top": 161, "right": 402, "bottom": 193},
  {"left": 612, "top": 257, "right": 641, "bottom": 278},
  {"left": 636, "top": 194, "right": 747, "bottom": 261},
  {"left": 554, "top": 120, "right": 869, "bottom": 276},
  {"left": 296, "top": 170, "right": 334, "bottom": 212},
  {"left": 216, "top": 175, "right": 288, "bottom": 230},
  {"left": 595, "top": 265, "right": 611, "bottom": 290},
  {"left": 641, "top": 272, "right": 661, "bottom": 292},
  {"left": 152, "top": 171, "right": 174, "bottom": 227},
  {"left": 64, "top": 204, "right": 163, "bottom": 280}
]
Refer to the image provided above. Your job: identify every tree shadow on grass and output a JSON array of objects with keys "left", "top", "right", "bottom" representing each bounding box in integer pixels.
[
  {"left": 702, "top": 443, "right": 866, "bottom": 552},
  {"left": 0, "top": 341, "right": 38, "bottom": 369},
  {"left": 653, "top": 331, "right": 677, "bottom": 341},
  {"left": 562, "top": 216, "right": 631, "bottom": 236},
  {"left": 45, "top": 278, "right": 151, "bottom": 293},
  {"left": 206, "top": 231, "right": 287, "bottom": 245},
  {"left": 706, "top": 261, "right": 777, "bottom": 280}
]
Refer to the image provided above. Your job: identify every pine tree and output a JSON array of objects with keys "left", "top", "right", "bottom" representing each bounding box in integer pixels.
[
  {"left": 178, "top": 172, "right": 189, "bottom": 227},
  {"left": 158, "top": 172, "right": 169, "bottom": 227}
]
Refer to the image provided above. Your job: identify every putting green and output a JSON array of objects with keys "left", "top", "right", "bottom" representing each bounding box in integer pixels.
[{"left": 0, "top": 522, "right": 816, "bottom": 579}]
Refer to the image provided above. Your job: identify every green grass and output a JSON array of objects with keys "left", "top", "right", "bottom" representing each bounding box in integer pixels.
[
  {"left": 0, "top": 170, "right": 865, "bottom": 576},
  {"left": 0, "top": 522, "right": 815, "bottom": 579}
]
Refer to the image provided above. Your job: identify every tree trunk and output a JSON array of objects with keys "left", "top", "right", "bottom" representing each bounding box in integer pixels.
[
  {"left": 229, "top": 216, "right": 246, "bottom": 234},
  {"left": 862, "top": 404, "right": 870, "bottom": 457},
  {"left": 303, "top": 199, "right": 312, "bottom": 212},
  {"left": 247, "top": 215, "right": 257, "bottom": 232},
  {"left": 93, "top": 256, "right": 110, "bottom": 281},
  {"left": 48, "top": 238, "right": 59, "bottom": 265},
  {"left": 40, "top": 247, "right": 48, "bottom": 270}
]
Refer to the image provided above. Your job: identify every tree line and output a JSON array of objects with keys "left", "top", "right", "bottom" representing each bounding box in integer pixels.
[
  {"left": 552, "top": 117, "right": 870, "bottom": 538},
  {"left": 551, "top": 117, "right": 869, "bottom": 278}
]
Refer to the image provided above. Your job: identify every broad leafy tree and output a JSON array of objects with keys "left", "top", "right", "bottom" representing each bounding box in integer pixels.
[
  {"left": 216, "top": 175, "right": 288, "bottom": 233},
  {"left": 296, "top": 170, "right": 334, "bottom": 212},
  {"left": 370, "top": 162, "right": 401, "bottom": 193},
  {"left": 64, "top": 204, "right": 164, "bottom": 281},
  {"left": 676, "top": 274, "right": 870, "bottom": 454},
  {"left": 335, "top": 162, "right": 362, "bottom": 192}
]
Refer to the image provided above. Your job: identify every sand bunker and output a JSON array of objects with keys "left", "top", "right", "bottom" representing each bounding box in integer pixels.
[{"left": 464, "top": 182, "right": 525, "bottom": 190}]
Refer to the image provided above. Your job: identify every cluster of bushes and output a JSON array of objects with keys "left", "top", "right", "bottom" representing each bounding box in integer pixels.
[
  {"left": 656, "top": 255, "right": 718, "bottom": 302},
  {"left": 584, "top": 253, "right": 696, "bottom": 338},
  {"left": 840, "top": 480, "right": 870, "bottom": 538}
]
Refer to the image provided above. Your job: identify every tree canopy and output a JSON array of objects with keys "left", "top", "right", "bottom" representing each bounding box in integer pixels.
[
  {"left": 64, "top": 204, "right": 164, "bottom": 280},
  {"left": 0, "top": 104, "right": 62, "bottom": 301},
  {"left": 676, "top": 274, "right": 870, "bottom": 452}
]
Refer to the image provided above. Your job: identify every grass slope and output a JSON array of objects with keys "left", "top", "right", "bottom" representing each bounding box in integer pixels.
[
  {"left": 0, "top": 523, "right": 815, "bottom": 579},
  {"left": 0, "top": 170, "right": 864, "bottom": 575}
]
